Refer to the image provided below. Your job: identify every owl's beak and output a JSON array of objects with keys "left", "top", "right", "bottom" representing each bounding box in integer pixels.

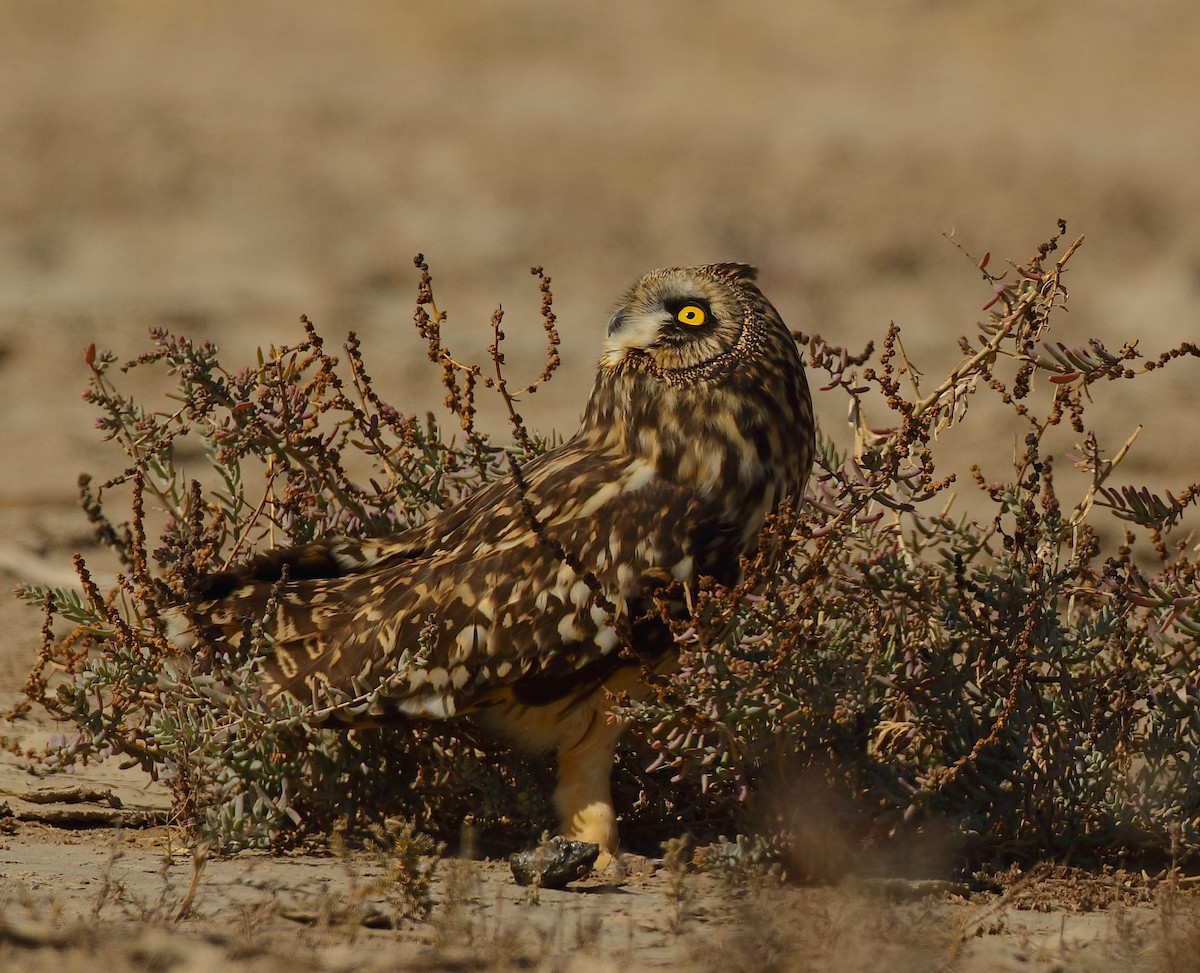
[{"left": 606, "top": 309, "right": 628, "bottom": 336}]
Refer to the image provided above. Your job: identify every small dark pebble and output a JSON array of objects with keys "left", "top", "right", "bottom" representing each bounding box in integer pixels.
[{"left": 508, "top": 837, "right": 600, "bottom": 888}]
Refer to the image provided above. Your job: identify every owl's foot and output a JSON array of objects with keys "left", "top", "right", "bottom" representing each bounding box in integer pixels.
[{"left": 560, "top": 798, "right": 618, "bottom": 869}]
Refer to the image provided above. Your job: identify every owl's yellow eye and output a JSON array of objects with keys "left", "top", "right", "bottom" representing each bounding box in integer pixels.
[{"left": 676, "top": 304, "right": 707, "bottom": 327}]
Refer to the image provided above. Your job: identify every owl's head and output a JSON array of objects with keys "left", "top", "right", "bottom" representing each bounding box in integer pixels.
[
  {"left": 584, "top": 263, "right": 813, "bottom": 510},
  {"left": 602, "top": 263, "right": 777, "bottom": 378}
]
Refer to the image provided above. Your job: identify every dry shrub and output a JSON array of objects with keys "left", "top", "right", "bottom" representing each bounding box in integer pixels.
[{"left": 9, "top": 228, "right": 1200, "bottom": 873}]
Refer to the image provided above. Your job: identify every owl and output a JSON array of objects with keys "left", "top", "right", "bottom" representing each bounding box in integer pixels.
[{"left": 194, "top": 263, "right": 814, "bottom": 861}]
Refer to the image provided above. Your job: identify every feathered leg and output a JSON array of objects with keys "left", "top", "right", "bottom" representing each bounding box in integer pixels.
[{"left": 554, "top": 711, "right": 626, "bottom": 863}]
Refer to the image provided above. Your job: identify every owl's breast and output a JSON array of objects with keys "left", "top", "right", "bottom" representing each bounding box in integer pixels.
[{"left": 579, "top": 334, "right": 812, "bottom": 575}]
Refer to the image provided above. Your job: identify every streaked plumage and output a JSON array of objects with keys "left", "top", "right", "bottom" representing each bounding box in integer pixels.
[{"left": 194, "top": 263, "right": 814, "bottom": 858}]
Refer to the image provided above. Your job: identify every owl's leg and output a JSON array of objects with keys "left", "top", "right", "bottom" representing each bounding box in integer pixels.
[{"left": 554, "top": 710, "right": 625, "bottom": 863}]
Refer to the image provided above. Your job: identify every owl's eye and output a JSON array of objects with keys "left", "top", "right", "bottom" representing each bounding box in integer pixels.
[{"left": 675, "top": 304, "right": 707, "bottom": 327}]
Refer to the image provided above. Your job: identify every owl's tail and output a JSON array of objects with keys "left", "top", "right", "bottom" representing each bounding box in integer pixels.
[
  {"left": 168, "top": 537, "right": 392, "bottom": 718},
  {"left": 177, "top": 533, "right": 422, "bottom": 660},
  {"left": 196, "top": 534, "right": 418, "bottom": 602}
]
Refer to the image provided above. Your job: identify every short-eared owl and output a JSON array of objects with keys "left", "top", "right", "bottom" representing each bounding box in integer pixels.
[{"left": 195, "top": 264, "right": 814, "bottom": 859}]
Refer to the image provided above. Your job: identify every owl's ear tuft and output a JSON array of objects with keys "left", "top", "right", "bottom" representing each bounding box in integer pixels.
[{"left": 708, "top": 263, "right": 758, "bottom": 283}]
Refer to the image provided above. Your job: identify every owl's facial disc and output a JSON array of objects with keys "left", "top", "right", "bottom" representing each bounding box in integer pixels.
[{"left": 603, "top": 271, "right": 743, "bottom": 373}]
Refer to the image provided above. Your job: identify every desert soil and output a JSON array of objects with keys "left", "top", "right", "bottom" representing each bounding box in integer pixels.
[
  {"left": 3, "top": 2, "right": 1200, "bottom": 970},
  {"left": 1, "top": 719, "right": 1191, "bottom": 973}
]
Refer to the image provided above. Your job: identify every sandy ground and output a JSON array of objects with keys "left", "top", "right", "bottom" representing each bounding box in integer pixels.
[
  {"left": 1, "top": 726, "right": 1193, "bottom": 973},
  {"left": 3, "top": 1, "right": 1200, "bottom": 969}
]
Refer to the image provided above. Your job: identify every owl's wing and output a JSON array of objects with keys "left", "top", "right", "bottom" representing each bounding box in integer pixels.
[{"left": 194, "top": 443, "right": 711, "bottom": 723}]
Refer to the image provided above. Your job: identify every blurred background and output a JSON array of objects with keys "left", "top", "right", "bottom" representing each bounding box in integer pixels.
[{"left": 1, "top": 0, "right": 1199, "bottom": 673}]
